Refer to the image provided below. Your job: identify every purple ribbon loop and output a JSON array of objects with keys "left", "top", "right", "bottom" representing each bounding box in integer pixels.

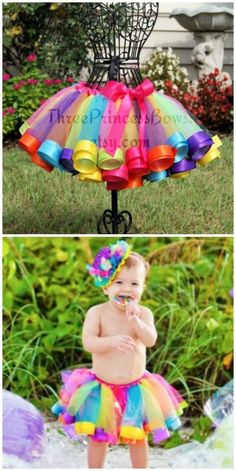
[
  {"left": 60, "top": 148, "right": 76, "bottom": 173},
  {"left": 187, "top": 131, "right": 213, "bottom": 161},
  {"left": 169, "top": 158, "right": 196, "bottom": 174}
]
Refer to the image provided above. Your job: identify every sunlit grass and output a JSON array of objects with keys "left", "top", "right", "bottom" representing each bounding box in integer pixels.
[{"left": 3, "top": 138, "right": 233, "bottom": 234}]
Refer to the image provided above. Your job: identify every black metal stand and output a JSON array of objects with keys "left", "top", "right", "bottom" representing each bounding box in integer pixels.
[
  {"left": 81, "top": 3, "right": 159, "bottom": 234},
  {"left": 97, "top": 190, "right": 132, "bottom": 233}
]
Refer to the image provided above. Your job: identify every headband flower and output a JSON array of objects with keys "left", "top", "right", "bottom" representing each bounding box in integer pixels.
[{"left": 87, "top": 240, "right": 131, "bottom": 287}]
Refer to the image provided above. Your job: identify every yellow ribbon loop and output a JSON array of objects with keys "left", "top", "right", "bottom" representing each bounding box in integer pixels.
[
  {"left": 78, "top": 168, "right": 103, "bottom": 182},
  {"left": 19, "top": 121, "right": 30, "bottom": 135},
  {"left": 198, "top": 135, "right": 222, "bottom": 167},
  {"left": 170, "top": 171, "right": 191, "bottom": 179},
  {"left": 98, "top": 147, "right": 124, "bottom": 170},
  {"left": 73, "top": 140, "right": 98, "bottom": 173}
]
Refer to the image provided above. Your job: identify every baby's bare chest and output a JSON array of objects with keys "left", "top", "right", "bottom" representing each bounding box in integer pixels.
[{"left": 100, "top": 314, "right": 135, "bottom": 337}]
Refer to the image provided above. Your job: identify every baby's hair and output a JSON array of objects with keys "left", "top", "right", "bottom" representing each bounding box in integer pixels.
[{"left": 124, "top": 251, "right": 150, "bottom": 277}]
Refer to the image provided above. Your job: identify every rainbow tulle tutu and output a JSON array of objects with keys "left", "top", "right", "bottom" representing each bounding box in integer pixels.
[
  {"left": 51, "top": 368, "right": 187, "bottom": 444},
  {"left": 19, "top": 79, "right": 222, "bottom": 191}
]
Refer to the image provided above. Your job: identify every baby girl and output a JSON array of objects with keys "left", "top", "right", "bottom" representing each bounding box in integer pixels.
[{"left": 52, "top": 241, "right": 187, "bottom": 468}]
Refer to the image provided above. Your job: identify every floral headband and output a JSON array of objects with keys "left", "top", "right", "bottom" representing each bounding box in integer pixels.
[{"left": 87, "top": 240, "right": 131, "bottom": 287}]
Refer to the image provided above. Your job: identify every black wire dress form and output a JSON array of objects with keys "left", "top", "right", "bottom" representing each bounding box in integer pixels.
[{"left": 82, "top": 2, "right": 159, "bottom": 233}]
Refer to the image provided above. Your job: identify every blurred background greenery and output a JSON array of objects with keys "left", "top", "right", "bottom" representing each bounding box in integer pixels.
[{"left": 3, "top": 237, "right": 233, "bottom": 423}]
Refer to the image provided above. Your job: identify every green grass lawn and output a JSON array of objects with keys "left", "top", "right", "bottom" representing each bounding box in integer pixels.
[{"left": 3, "top": 138, "right": 233, "bottom": 234}]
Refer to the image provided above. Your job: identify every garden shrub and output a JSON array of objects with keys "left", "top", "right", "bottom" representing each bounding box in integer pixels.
[
  {"left": 3, "top": 56, "right": 74, "bottom": 138},
  {"left": 141, "top": 47, "right": 190, "bottom": 92},
  {"left": 3, "top": 3, "right": 90, "bottom": 79},
  {"left": 165, "top": 68, "right": 233, "bottom": 133},
  {"left": 142, "top": 48, "right": 233, "bottom": 133}
]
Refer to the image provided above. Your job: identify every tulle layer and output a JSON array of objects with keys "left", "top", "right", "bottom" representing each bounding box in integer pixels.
[
  {"left": 19, "top": 80, "right": 221, "bottom": 191},
  {"left": 51, "top": 368, "right": 187, "bottom": 445}
]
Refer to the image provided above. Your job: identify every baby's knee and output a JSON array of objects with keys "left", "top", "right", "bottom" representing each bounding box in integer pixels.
[
  {"left": 89, "top": 437, "right": 108, "bottom": 448},
  {"left": 128, "top": 439, "right": 148, "bottom": 448}
]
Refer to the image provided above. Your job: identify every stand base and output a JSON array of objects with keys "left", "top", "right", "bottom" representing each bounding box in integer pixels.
[
  {"left": 97, "top": 209, "right": 132, "bottom": 234},
  {"left": 97, "top": 190, "right": 132, "bottom": 234}
]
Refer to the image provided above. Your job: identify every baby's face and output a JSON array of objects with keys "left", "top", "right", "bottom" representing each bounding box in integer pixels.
[{"left": 104, "top": 263, "right": 146, "bottom": 309}]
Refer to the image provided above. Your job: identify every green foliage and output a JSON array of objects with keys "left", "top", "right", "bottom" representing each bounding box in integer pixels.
[
  {"left": 141, "top": 47, "right": 190, "bottom": 92},
  {"left": 191, "top": 416, "right": 213, "bottom": 443},
  {"left": 160, "top": 430, "right": 187, "bottom": 449},
  {"left": 3, "top": 3, "right": 90, "bottom": 78},
  {"left": 159, "top": 416, "right": 213, "bottom": 449},
  {"left": 3, "top": 237, "right": 233, "bottom": 415}
]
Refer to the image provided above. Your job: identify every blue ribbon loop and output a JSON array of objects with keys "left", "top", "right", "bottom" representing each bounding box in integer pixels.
[
  {"left": 38, "top": 140, "right": 65, "bottom": 171},
  {"left": 167, "top": 132, "right": 188, "bottom": 163}
]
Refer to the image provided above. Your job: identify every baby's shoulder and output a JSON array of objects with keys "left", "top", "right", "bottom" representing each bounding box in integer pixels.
[
  {"left": 139, "top": 305, "right": 154, "bottom": 322},
  {"left": 86, "top": 303, "right": 108, "bottom": 318}
]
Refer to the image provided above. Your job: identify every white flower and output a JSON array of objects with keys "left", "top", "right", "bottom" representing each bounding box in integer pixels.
[
  {"left": 156, "top": 47, "right": 162, "bottom": 52},
  {"left": 168, "top": 65, "right": 173, "bottom": 71}
]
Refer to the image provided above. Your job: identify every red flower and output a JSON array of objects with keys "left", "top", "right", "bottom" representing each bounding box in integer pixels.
[
  {"left": 6, "top": 107, "right": 16, "bottom": 114},
  {"left": 165, "top": 79, "right": 173, "bottom": 88},
  {"left": 27, "top": 79, "right": 38, "bottom": 85},
  {"left": 183, "top": 93, "right": 191, "bottom": 102},
  {"left": 66, "top": 76, "right": 74, "bottom": 83},
  {"left": 53, "top": 79, "right": 62, "bottom": 84},
  {"left": 13, "top": 83, "right": 22, "bottom": 90},
  {"left": 225, "top": 86, "right": 232, "bottom": 95},
  {"left": 26, "top": 53, "right": 37, "bottom": 62},
  {"left": 3, "top": 73, "right": 11, "bottom": 81},
  {"left": 44, "top": 79, "right": 54, "bottom": 85},
  {"left": 220, "top": 104, "right": 230, "bottom": 113}
]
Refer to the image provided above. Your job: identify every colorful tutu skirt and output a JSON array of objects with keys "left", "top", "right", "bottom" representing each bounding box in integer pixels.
[
  {"left": 51, "top": 368, "right": 187, "bottom": 445},
  {"left": 18, "top": 79, "right": 222, "bottom": 191}
]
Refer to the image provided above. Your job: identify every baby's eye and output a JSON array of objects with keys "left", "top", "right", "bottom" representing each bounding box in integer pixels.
[
  {"left": 132, "top": 282, "right": 139, "bottom": 286},
  {"left": 116, "top": 280, "right": 122, "bottom": 284}
]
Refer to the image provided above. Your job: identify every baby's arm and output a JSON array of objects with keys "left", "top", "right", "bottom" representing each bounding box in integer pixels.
[
  {"left": 82, "top": 306, "right": 135, "bottom": 353},
  {"left": 127, "top": 305, "right": 157, "bottom": 347}
]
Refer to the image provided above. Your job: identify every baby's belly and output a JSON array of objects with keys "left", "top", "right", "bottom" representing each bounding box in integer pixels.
[{"left": 92, "top": 344, "right": 146, "bottom": 384}]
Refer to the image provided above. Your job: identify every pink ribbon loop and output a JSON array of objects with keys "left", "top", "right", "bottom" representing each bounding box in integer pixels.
[
  {"left": 101, "top": 81, "right": 128, "bottom": 101},
  {"left": 75, "top": 82, "right": 98, "bottom": 95},
  {"left": 100, "top": 80, "right": 155, "bottom": 159},
  {"left": 130, "top": 79, "right": 155, "bottom": 100}
]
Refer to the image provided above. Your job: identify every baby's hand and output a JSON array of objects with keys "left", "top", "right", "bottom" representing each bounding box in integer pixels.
[
  {"left": 126, "top": 301, "right": 141, "bottom": 322},
  {"left": 110, "top": 335, "right": 136, "bottom": 353}
]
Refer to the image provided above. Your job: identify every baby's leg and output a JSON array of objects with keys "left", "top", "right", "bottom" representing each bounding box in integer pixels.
[
  {"left": 128, "top": 439, "right": 149, "bottom": 468},
  {"left": 87, "top": 438, "right": 109, "bottom": 468}
]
